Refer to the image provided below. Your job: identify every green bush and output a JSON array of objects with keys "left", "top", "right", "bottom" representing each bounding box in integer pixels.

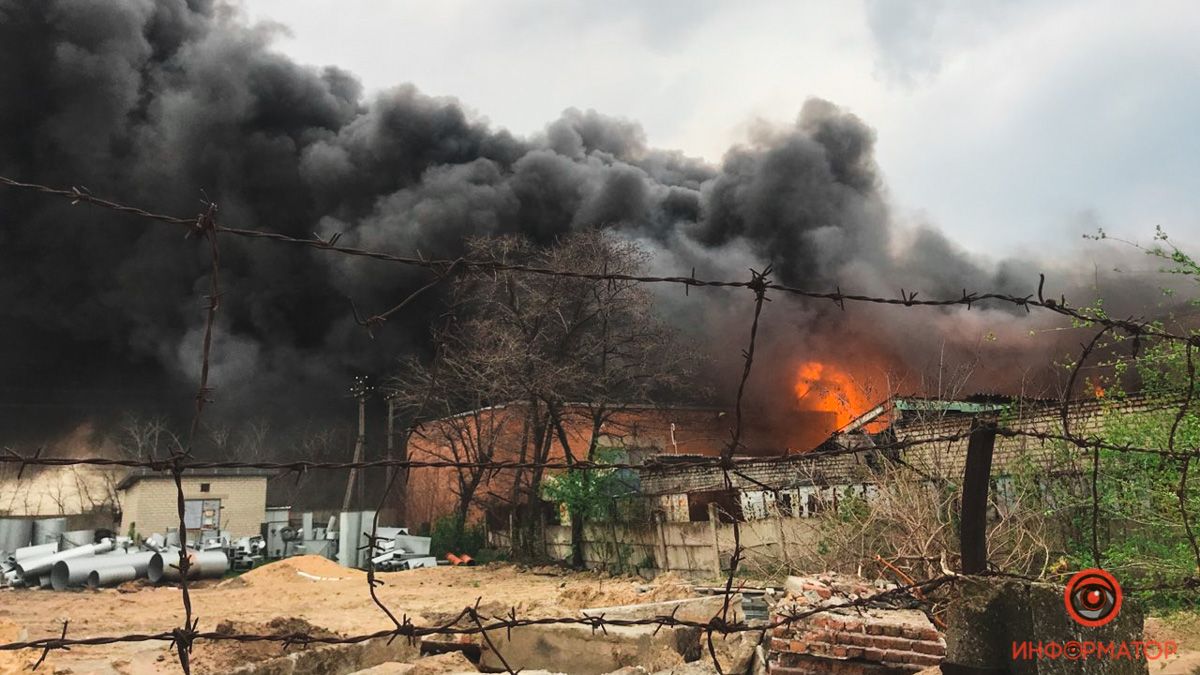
[{"left": 430, "top": 514, "right": 485, "bottom": 558}]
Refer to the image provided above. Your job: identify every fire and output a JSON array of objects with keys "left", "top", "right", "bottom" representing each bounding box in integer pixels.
[{"left": 793, "top": 360, "right": 875, "bottom": 430}]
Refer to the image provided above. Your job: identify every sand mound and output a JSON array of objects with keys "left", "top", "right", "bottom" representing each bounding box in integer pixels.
[{"left": 238, "top": 555, "right": 360, "bottom": 585}]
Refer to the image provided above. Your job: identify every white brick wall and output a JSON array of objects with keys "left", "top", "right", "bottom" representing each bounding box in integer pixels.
[{"left": 119, "top": 476, "right": 267, "bottom": 539}]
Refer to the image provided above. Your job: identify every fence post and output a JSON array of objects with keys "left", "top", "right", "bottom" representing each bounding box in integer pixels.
[
  {"left": 960, "top": 421, "right": 997, "bottom": 574},
  {"left": 707, "top": 502, "right": 722, "bottom": 577},
  {"left": 655, "top": 511, "right": 670, "bottom": 573},
  {"left": 772, "top": 507, "right": 789, "bottom": 568}
]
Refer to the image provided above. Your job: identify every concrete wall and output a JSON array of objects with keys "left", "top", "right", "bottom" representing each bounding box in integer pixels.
[
  {"left": 119, "top": 476, "right": 267, "bottom": 538},
  {"left": 517, "top": 513, "right": 822, "bottom": 578}
]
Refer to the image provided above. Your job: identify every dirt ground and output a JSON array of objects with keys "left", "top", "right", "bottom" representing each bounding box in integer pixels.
[
  {"left": 4, "top": 558, "right": 1197, "bottom": 674},
  {"left": 0, "top": 557, "right": 697, "bottom": 674}
]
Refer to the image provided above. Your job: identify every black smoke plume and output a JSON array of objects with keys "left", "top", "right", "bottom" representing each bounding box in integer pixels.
[{"left": 0, "top": 1, "right": 1170, "bottom": 452}]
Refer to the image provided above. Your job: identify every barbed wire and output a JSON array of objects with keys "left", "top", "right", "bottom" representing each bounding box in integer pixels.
[
  {"left": 2, "top": 173, "right": 1200, "bottom": 675},
  {"left": 2, "top": 175, "right": 1198, "bottom": 345},
  {"left": 4, "top": 418, "right": 1198, "bottom": 475}
]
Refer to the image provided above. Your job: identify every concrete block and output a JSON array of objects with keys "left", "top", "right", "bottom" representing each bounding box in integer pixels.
[
  {"left": 943, "top": 577, "right": 1147, "bottom": 675},
  {"left": 349, "top": 650, "right": 477, "bottom": 674},
  {"left": 479, "top": 622, "right": 702, "bottom": 674},
  {"left": 581, "top": 594, "right": 744, "bottom": 626}
]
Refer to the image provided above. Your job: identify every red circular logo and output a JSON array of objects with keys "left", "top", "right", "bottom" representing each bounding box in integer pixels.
[{"left": 1064, "top": 568, "right": 1122, "bottom": 627}]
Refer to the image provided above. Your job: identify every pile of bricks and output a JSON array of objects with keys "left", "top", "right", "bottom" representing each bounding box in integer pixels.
[{"left": 767, "top": 574, "right": 945, "bottom": 674}]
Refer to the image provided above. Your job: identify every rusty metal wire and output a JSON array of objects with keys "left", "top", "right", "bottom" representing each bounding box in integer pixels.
[
  {"left": 2, "top": 174, "right": 1200, "bottom": 675},
  {"left": 3, "top": 175, "right": 1199, "bottom": 346}
]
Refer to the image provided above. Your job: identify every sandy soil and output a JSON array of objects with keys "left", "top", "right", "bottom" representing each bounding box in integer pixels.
[
  {"left": 1145, "top": 613, "right": 1200, "bottom": 675},
  {"left": 0, "top": 557, "right": 696, "bottom": 674}
]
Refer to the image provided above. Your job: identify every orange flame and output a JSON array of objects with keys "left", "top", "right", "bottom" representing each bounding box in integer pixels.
[{"left": 793, "top": 361, "right": 875, "bottom": 430}]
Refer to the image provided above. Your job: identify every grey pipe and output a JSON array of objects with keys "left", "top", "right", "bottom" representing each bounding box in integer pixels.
[
  {"left": 14, "top": 538, "right": 114, "bottom": 580},
  {"left": 106, "top": 551, "right": 154, "bottom": 576},
  {"left": 0, "top": 520, "right": 34, "bottom": 556},
  {"left": 87, "top": 565, "right": 138, "bottom": 589},
  {"left": 61, "top": 530, "right": 96, "bottom": 548},
  {"left": 148, "top": 550, "right": 228, "bottom": 583},
  {"left": 50, "top": 552, "right": 154, "bottom": 590},
  {"left": 38, "top": 574, "right": 51, "bottom": 588},
  {"left": 13, "top": 542, "right": 57, "bottom": 562},
  {"left": 32, "top": 518, "right": 66, "bottom": 546}
]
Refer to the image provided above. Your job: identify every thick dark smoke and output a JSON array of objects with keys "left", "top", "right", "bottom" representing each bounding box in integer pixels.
[{"left": 0, "top": 1, "right": 1169, "bottom": 450}]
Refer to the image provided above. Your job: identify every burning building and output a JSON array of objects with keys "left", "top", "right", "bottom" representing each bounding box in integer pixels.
[
  {"left": 400, "top": 358, "right": 896, "bottom": 530},
  {"left": 402, "top": 403, "right": 747, "bottom": 530}
]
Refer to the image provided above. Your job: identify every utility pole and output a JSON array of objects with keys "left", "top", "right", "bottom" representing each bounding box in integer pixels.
[
  {"left": 342, "top": 376, "right": 373, "bottom": 513},
  {"left": 384, "top": 392, "right": 397, "bottom": 522}
]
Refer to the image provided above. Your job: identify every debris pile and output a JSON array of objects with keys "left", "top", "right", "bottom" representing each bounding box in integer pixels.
[
  {"left": 768, "top": 574, "right": 945, "bottom": 674},
  {"left": 369, "top": 527, "right": 436, "bottom": 571}
]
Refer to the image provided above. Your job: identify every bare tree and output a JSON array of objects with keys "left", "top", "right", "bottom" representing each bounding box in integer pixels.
[
  {"left": 391, "top": 342, "right": 518, "bottom": 533},
  {"left": 113, "top": 414, "right": 180, "bottom": 461},
  {"left": 390, "top": 230, "right": 698, "bottom": 564}
]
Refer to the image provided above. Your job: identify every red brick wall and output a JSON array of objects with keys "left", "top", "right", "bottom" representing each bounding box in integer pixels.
[{"left": 402, "top": 404, "right": 734, "bottom": 528}]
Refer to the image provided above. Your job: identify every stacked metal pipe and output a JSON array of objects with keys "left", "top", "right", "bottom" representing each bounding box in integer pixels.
[{"left": 2, "top": 537, "right": 229, "bottom": 590}]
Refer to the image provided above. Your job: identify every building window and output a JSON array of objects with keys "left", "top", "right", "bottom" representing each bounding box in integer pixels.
[
  {"left": 778, "top": 491, "right": 795, "bottom": 518},
  {"left": 200, "top": 483, "right": 211, "bottom": 493}
]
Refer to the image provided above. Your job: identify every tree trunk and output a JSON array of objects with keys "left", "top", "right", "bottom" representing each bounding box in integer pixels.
[{"left": 513, "top": 403, "right": 552, "bottom": 561}]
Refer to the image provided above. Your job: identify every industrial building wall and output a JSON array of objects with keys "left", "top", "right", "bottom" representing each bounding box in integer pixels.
[
  {"left": 119, "top": 477, "right": 267, "bottom": 539},
  {"left": 403, "top": 404, "right": 734, "bottom": 529}
]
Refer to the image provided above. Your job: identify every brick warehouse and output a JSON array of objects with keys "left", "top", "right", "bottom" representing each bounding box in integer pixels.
[{"left": 402, "top": 403, "right": 734, "bottom": 530}]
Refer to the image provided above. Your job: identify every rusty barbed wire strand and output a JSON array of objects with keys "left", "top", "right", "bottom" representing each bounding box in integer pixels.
[
  {"left": 1059, "top": 327, "right": 1113, "bottom": 569},
  {"left": 5, "top": 418, "right": 1200, "bottom": 475},
  {"left": 166, "top": 200, "right": 224, "bottom": 674},
  {"left": 2, "top": 175, "right": 1199, "bottom": 346},
  {"left": 707, "top": 266, "right": 770, "bottom": 674}
]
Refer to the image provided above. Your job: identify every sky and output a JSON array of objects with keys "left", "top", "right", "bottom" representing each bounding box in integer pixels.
[{"left": 245, "top": 0, "right": 1200, "bottom": 257}]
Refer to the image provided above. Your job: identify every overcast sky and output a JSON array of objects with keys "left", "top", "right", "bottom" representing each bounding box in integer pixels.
[{"left": 247, "top": 0, "right": 1200, "bottom": 256}]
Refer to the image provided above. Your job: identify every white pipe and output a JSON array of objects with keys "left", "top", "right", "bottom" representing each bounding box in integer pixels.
[
  {"left": 15, "top": 538, "right": 113, "bottom": 580},
  {"left": 148, "top": 550, "right": 228, "bottom": 583},
  {"left": 50, "top": 552, "right": 154, "bottom": 590},
  {"left": 87, "top": 565, "right": 138, "bottom": 589},
  {"left": 13, "top": 542, "right": 57, "bottom": 562}
]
